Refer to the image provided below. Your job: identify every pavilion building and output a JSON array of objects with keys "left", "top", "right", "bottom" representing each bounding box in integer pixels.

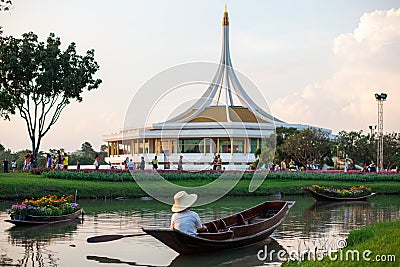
[{"left": 104, "top": 6, "right": 331, "bottom": 170}]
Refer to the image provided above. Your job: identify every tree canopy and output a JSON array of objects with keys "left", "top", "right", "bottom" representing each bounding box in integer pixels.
[
  {"left": 282, "top": 128, "right": 332, "bottom": 168},
  {"left": 0, "top": 0, "right": 12, "bottom": 12},
  {"left": 0, "top": 30, "right": 102, "bottom": 165}
]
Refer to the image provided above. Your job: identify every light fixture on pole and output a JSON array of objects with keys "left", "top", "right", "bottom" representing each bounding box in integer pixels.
[{"left": 374, "top": 93, "right": 387, "bottom": 172}]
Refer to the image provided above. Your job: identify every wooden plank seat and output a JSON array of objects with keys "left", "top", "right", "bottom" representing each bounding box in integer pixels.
[{"left": 198, "top": 231, "right": 233, "bottom": 240}]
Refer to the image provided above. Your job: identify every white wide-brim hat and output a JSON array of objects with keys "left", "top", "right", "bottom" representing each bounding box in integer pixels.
[{"left": 171, "top": 191, "right": 198, "bottom": 212}]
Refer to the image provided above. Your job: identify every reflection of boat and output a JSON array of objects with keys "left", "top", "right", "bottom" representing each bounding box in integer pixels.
[
  {"left": 143, "top": 201, "right": 294, "bottom": 254},
  {"left": 86, "top": 238, "right": 285, "bottom": 267},
  {"left": 169, "top": 238, "right": 284, "bottom": 267},
  {"left": 7, "top": 219, "right": 80, "bottom": 242},
  {"left": 303, "top": 188, "right": 376, "bottom": 201},
  {"left": 5, "top": 209, "right": 82, "bottom": 226},
  {"left": 308, "top": 200, "right": 373, "bottom": 211}
]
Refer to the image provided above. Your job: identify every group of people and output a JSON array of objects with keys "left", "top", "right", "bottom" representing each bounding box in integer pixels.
[
  {"left": 46, "top": 150, "right": 69, "bottom": 170},
  {"left": 23, "top": 151, "right": 35, "bottom": 170},
  {"left": 122, "top": 155, "right": 184, "bottom": 171},
  {"left": 123, "top": 156, "right": 146, "bottom": 171},
  {"left": 119, "top": 155, "right": 185, "bottom": 171},
  {"left": 211, "top": 154, "right": 222, "bottom": 170},
  {"left": 362, "top": 160, "right": 377, "bottom": 172},
  {"left": 3, "top": 158, "right": 17, "bottom": 173}
]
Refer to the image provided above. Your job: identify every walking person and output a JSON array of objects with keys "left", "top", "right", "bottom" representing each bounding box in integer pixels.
[
  {"left": 127, "top": 159, "right": 135, "bottom": 171},
  {"left": 177, "top": 155, "right": 183, "bottom": 171},
  {"left": 212, "top": 154, "right": 218, "bottom": 170},
  {"left": 63, "top": 153, "right": 69, "bottom": 170},
  {"left": 216, "top": 154, "right": 222, "bottom": 171},
  {"left": 3, "top": 158, "right": 9, "bottom": 173},
  {"left": 23, "top": 155, "right": 30, "bottom": 170},
  {"left": 139, "top": 156, "right": 145, "bottom": 171},
  {"left": 77, "top": 159, "right": 81, "bottom": 170},
  {"left": 47, "top": 154, "right": 53, "bottom": 169},
  {"left": 11, "top": 159, "right": 17, "bottom": 172},
  {"left": 152, "top": 156, "right": 158, "bottom": 170},
  {"left": 57, "top": 150, "right": 62, "bottom": 169},
  {"left": 28, "top": 151, "right": 34, "bottom": 169},
  {"left": 280, "top": 160, "right": 286, "bottom": 171},
  {"left": 94, "top": 154, "right": 100, "bottom": 170},
  {"left": 124, "top": 157, "right": 129, "bottom": 170}
]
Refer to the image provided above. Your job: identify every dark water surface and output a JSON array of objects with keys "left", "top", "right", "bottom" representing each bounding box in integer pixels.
[{"left": 1, "top": 195, "right": 399, "bottom": 266}]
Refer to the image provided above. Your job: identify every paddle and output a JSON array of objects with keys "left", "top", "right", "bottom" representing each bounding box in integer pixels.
[{"left": 86, "top": 233, "right": 148, "bottom": 243}]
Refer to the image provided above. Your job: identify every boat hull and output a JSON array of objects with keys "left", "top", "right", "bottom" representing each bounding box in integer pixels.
[
  {"left": 5, "top": 209, "right": 82, "bottom": 226},
  {"left": 303, "top": 188, "right": 376, "bottom": 201},
  {"left": 143, "top": 201, "right": 294, "bottom": 254}
]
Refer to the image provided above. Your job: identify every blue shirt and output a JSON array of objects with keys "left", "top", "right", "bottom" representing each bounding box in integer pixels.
[{"left": 170, "top": 210, "right": 203, "bottom": 236}]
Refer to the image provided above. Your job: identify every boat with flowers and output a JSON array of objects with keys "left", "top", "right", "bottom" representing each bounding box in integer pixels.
[
  {"left": 5, "top": 195, "right": 82, "bottom": 226},
  {"left": 303, "top": 184, "right": 376, "bottom": 201}
]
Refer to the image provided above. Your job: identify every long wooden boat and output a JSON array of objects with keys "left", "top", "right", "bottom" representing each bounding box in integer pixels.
[
  {"left": 303, "top": 187, "right": 376, "bottom": 201},
  {"left": 142, "top": 201, "right": 294, "bottom": 254},
  {"left": 5, "top": 209, "right": 82, "bottom": 226}
]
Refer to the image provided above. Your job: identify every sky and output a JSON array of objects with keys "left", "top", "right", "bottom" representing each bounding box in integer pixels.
[{"left": 0, "top": 0, "right": 399, "bottom": 152}]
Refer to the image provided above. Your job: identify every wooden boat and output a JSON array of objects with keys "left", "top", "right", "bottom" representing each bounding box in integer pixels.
[
  {"left": 303, "top": 187, "right": 376, "bottom": 201},
  {"left": 5, "top": 209, "right": 82, "bottom": 226},
  {"left": 142, "top": 201, "right": 294, "bottom": 254}
]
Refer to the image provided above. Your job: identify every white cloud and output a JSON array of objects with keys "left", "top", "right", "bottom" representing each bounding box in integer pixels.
[{"left": 272, "top": 8, "right": 400, "bottom": 134}]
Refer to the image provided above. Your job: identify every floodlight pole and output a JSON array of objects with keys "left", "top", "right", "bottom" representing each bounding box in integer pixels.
[{"left": 375, "top": 93, "right": 387, "bottom": 172}]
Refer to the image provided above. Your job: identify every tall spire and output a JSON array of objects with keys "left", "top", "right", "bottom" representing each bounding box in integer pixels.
[
  {"left": 222, "top": 3, "right": 229, "bottom": 26},
  {"left": 166, "top": 5, "right": 279, "bottom": 124}
]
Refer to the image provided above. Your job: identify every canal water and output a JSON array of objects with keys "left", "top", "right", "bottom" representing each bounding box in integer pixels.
[{"left": 0, "top": 195, "right": 399, "bottom": 266}]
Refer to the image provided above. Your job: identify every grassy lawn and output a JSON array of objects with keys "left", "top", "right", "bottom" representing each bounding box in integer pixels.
[
  {"left": 0, "top": 172, "right": 399, "bottom": 199},
  {"left": 284, "top": 220, "right": 400, "bottom": 266}
]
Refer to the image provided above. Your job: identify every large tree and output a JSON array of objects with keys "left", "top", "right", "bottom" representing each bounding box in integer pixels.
[
  {"left": 81, "top": 141, "right": 95, "bottom": 158},
  {"left": 383, "top": 132, "right": 400, "bottom": 170},
  {"left": 282, "top": 128, "right": 332, "bottom": 169},
  {"left": 0, "top": 30, "right": 102, "bottom": 166},
  {"left": 337, "top": 130, "right": 375, "bottom": 167}
]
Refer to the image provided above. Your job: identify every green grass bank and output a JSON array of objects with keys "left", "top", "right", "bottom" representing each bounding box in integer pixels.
[
  {"left": 284, "top": 220, "right": 400, "bottom": 266},
  {"left": 0, "top": 171, "right": 399, "bottom": 199}
]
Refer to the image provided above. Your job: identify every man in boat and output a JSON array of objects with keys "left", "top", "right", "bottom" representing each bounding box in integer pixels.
[{"left": 170, "top": 191, "right": 207, "bottom": 236}]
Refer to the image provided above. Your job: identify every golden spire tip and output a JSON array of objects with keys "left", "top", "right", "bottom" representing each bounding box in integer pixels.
[{"left": 222, "top": 3, "right": 229, "bottom": 26}]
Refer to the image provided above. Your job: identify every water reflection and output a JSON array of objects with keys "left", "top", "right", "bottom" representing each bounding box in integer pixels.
[
  {"left": 169, "top": 238, "right": 284, "bottom": 267},
  {"left": 5, "top": 219, "right": 82, "bottom": 267},
  {"left": 0, "top": 195, "right": 399, "bottom": 267},
  {"left": 86, "top": 255, "right": 158, "bottom": 266},
  {"left": 86, "top": 238, "right": 284, "bottom": 267},
  {"left": 274, "top": 195, "right": 400, "bottom": 260}
]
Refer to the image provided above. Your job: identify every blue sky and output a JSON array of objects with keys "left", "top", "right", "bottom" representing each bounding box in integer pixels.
[{"left": 1, "top": 1, "right": 399, "bottom": 152}]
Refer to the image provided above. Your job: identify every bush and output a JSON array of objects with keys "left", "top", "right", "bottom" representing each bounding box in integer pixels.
[{"left": 42, "top": 169, "right": 400, "bottom": 183}]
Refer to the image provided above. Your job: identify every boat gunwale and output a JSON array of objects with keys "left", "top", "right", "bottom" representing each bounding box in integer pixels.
[
  {"left": 5, "top": 209, "right": 82, "bottom": 226},
  {"left": 303, "top": 187, "right": 376, "bottom": 200}
]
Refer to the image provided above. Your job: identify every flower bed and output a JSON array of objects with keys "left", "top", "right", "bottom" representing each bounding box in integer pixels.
[
  {"left": 7, "top": 194, "right": 80, "bottom": 219},
  {"left": 311, "top": 184, "right": 372, "bottom": 197}
]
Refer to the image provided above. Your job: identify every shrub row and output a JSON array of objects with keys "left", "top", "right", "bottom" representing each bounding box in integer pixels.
[{"left": 42, "top": 170, "right": 400, "bottom": 183}]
